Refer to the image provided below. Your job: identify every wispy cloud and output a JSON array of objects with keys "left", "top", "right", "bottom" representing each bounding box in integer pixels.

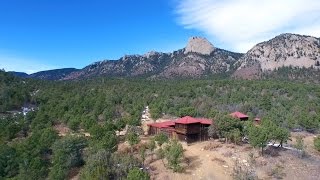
[
  {"left": 0, "top": 53, "right": 57, "bottom": 74},
  {"left": 175, "top": 0, "right": 320, "bottom": 52}
]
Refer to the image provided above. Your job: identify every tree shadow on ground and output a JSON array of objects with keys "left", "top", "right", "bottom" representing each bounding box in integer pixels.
[
  {"left": 264, "top": 146, "right": 283, "bottom": 157},
  {"left": 182, "top": 155, "right": 202, "bottom": 174}
]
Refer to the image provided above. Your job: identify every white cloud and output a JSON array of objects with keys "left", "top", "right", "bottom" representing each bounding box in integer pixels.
[
  {"left": 175, "top": 0, "right": 320, "bottom": 52},
  {"left": 0, "top": 53, "right": 57, "bottom": 74}
]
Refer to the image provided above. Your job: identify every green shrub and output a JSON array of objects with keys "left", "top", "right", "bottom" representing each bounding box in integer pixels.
[
  {"left": 294, "top": 136, "right": 307, "bottom": 158},
  {"left": 154, "top": 133, "right": 168, "bottom": 146},
  {"left": 127, "top": 167, "right": 149, "bottom": 180},
  {"left": 314, "top": 136, "right": 320, "bottom": 152},
  {"left": 164, "top": 140, "right": 184, "bottom": 172}
]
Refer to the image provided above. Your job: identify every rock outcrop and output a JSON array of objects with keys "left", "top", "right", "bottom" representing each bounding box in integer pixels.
[
  {"left": 234, "top": 33, "right": 320, "bottom": 79},
  {"left": 184, "top": 37, "right": 215, "bottom": 55}
]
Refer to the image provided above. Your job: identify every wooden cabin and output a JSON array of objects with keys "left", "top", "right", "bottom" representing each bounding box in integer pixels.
[
  {"left": 174, "top": 116, "right": 212, "bottom": 143},
  {"left": 230, "top": 111, "right": 249, "bottom": 121},
  {"left": 147, "top": 121, "right": 175, "bottom": 138},
  {"left": 175, "top": 116, "right": 201, "bottom": 143},
  {"left": 147, "top": 116, "right": 212, "bottom": 143}
]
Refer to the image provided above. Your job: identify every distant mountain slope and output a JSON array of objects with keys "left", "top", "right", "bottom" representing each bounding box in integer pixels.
[
  {"left": 29, "top": 68, "right": 79, "bottom": 80},
  {"left": 9, "top": 72, "right": 29, "bottom": 78},
  {"left": 8, "top": 33, "right": 320, "bottom": 81},
  {"left": 10, "top": 68, "right": 79, "bottom": 80},
  {"left": 63, "top": 37, "right": 243, "bottom": 79},
  {"left": 233, "top": 33, "right": 320, "bottom": 79}
]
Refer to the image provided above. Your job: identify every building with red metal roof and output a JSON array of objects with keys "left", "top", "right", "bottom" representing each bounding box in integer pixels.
[
  {"left": 175, "top": 116, "right": 202, "bottom": 124},
  {"left": 254, "top": 117, "right": 261, "bottom": 125},
  {"left": 147, "top": 116, "right": 213, "bottom": 143},
  {"left": 230, "top": 111, "right": 249, "bottom": 121},
  {"left": 198, "top": 118, "right": 213, "bottom": 125},
  {"left": 147, "top": 121, "right": 175, "bottom": 128}
]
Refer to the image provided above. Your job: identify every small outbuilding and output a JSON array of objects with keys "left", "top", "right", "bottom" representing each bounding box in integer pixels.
[
  {"left": 230, "top": 111, "right": 249, "bottom": 121},
  {"left": 254, "top": 117, "right": 261, "bottom": 125}
]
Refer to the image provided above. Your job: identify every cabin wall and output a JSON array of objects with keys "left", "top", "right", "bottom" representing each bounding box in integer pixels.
[
  {"left": 148, "top": 126, "right": 175, "bottom": 139},
  {"left": 175, "top": 123, "right": 201, "bottom": 134},
  {"left": 240, "top": 117, "right": 249, "bottom": 121},
  {"left": 160, "top": 128, "right": 174, "bottom": 139},
  {"left": 187, "top": 134, "right": 200, "bottom": 143},
  {"left": 176, "top": 133, "right": 199, "bottom": 143},
  {"left": 199, "top": 124, "right": 210, "bottom": 141},
  {"left": 176, "top": 133, "right": 187, "bottom": 142},
  {"left": 186, "top": 123, "right": 201, "bottom": 134},
  {"left": 148, "top": 126, "right": 157, "bottom": 135},
  {"left": 175, "top": 124, "right": 187, "bottom": 134}
]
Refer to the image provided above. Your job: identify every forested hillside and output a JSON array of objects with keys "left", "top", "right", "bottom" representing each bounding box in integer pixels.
[
  {"left": 0, "top": 70, "right": 35, "bottom": 112},
  {"left": 26, "top": 76, "right": 320, "bottom": 131},
  {"left": 1, "top": 71, "right": 320, "bottom": 179},
  {"left": 262, "top": 66, "right": 320, "bottom": 84}
]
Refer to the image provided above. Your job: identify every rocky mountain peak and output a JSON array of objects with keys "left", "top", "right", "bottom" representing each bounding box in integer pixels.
[
  {"left": 143, "top": 51, "right": 162, "bottom": 58},
  {"left": 184, "top": 37, "right": 215, "bottom": 55},
  {"left": 233, "top": 33, "right": 320, "bottom": 79}
]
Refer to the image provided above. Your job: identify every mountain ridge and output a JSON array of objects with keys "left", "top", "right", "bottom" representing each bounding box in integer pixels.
[
  {"left": 233, "top": 33, "right": 320, "bottom": 79},
  {"left": 7, "top": 33, "right": 320, "bottom": 80},
  {"left": 62, "top": 37, "right": 243, "bottom": 80},
  {"left": 10, "top": 68, "right": 79, "bottom": 80}
]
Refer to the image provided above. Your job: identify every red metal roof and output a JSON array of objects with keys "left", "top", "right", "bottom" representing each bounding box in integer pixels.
[
  {"left": 147, "top": 121, "right": 175, "bottom": 128},
  {"left": 175, "top": 116, "right": 201, "bottom": 124},
  {"left": 148, "top": 117, "right": 213, "bottom": 128},
  {"left": 198, "top": 118, "right": 213, "bottom": 125},
  {"left": 175, "top": 116, "right": 213, "bottom": 125},
  {"left": 230, "top": 111, "right": 249, "bottom": 119}
]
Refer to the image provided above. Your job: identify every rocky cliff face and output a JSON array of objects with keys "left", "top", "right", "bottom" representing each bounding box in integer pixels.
[
  {"left": 157, "top": 48, "right": 241, "bottom": 78},
  {"left": 184, "top": 37, "right": 215, "bottom": 55},
  {"left": 234, "top": 33, "right": 320, "bottom": 79}
]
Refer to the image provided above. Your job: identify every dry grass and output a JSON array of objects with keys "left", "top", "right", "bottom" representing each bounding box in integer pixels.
[
  {"left": 242, "top": 146, "right": 253, "bottom": 151},
  {"left": 212, "top": 157, "right": 227, "bottom": 165},
  {"left": 203, "top": 142, "right": 222, "bottom": 151},
  {"left": 53, "top": 123, "right": 70, "bottom": 136},
  {"left": 226, "top": 144, "right": 236, "bottom": 149},
  {"left": 222, "top": 151, "right": 233, "bottom": 157},
  {"left": 266, "top": 164, "right": 286, "bottom": 179},
  {"left": 255, "top": 157, "right": 268, "bottom": 166}
]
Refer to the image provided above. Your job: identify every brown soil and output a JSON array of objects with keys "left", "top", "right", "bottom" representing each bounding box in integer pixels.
[
  {"left": 148, "top": 141, "right": 236, "bottom": 180},
  {"left": 69, "top": 131, "right": 320, "bottom": 180},
  {"left": 53, "top": 123, "right": 71, "bottom": 136},
  {"left": 68, "top": 167, "right": 81, "bottom": 180},
  {"left": 289, "top": 131, "right": 320, "bottom": 156},
  {"left": 143, "top": 132, "right": 320, "bottom": 180}
]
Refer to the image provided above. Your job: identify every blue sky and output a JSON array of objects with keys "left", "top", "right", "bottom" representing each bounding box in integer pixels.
[
  {"left": 0, "top": 0, "right": 202, "bottom": 73},
  {"left": 1, "top": 0, "right": 320, "bottom": 73}
]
